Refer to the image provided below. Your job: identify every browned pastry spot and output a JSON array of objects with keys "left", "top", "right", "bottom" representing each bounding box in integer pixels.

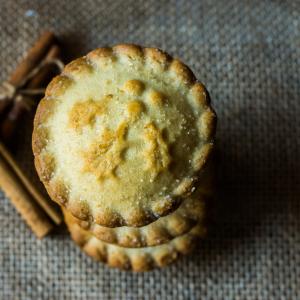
[
  {"left": 147, "top": 90, "right": 165, "bottom": 106},
  {"left": 46, "top": 180, "right": 69, "bottom": 205},
  {"left": 113, "top": 44, "right": 144, "bottom": 60},
  {"left": 63, "top": 57, "right": 94, "bottom": 78},
  {"left": 193, "top": 143, "right": 214, "bottom": 171},
  {"left": 144, "top": 47, "right": 171, "bottom": 69},
  {"left": 32, "top": 126, "right": 49, "bottom": 155},
  {"left": 34, "top": 97, "right": 57, "bottom": 126},
  {"left": 81, "top": 122, "right": 128, "bottom": 181},
  {"left": 87, "top": 47, "right": 113, "bottom": 59},
  {"left": 191, "top": 82, "right": 210, "bottom": 106},
  {"left": 68, "top": 95, "right": 112, "bottom": 132},
  {"left": 94, "top": 208, "right": 123, "bottom": 227},
  {"left": 199, "top": 108, "right": 217, "bottom": 140},
  {"left": 122, "top": 79, "right": 145, "bottom": 96},
  {"left": 143, "top": 122, "right": 171, "bottom": 180},
  {"left": 67, "top": 200, "right": 90, "bottom": 221},
  {"left": 45, "top": 75, "right": 73, "bottom": 97},
  {"left": 34, "top": 153, "right": 55, "bottom": 183},
  {"left": 127, "top": 100, "right": 144, "bottom": 122},
  {"left": 151, "top": 194, "right": 176, "bottom": 216},
  {"left": 169, "top": 59, "right": 196, "bottom": 85},
  {"left": 93, "top": 225, "right": 118, "bottom": 244}
]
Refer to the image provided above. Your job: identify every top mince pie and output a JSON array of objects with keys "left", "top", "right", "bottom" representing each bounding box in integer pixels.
[{"left": 32, "top": 44, "right": 216, "bottom": 227}]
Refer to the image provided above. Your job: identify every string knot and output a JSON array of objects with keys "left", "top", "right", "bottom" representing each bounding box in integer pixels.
[
  {"left": 0, "top": 82, "right": 17, "bottom": 102},
  {"left": 0, "top": 58, "right": 64, "bottom": 108}
]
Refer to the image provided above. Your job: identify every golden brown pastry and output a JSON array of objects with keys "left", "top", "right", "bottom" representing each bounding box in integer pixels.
[
  {"left": 63, "top": 208, "right": 206, "bottom": 272},
  {"left": 33, "top": 44, "right": 216, "bottom": 227},
  {"left": 72, "top": 162, "right": 214, "bottom": 247}
]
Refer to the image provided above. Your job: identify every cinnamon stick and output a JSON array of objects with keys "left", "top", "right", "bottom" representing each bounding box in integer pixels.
[
  {"left": 0, "top": 41, "right": 63, "bottom": 226},
  {"left": 0, "top": 142, "right": 62, "bottom": 225},
  {"left": 0, "top": 152, "right": 53, "bottom": 238},
  {"left": 9, "top": 31, "right": 55, "bottom": 86},
  {"left": 1, "top": 45, "right": 62, "bottom": 142},
  {"left": 0, "top": 31, "right": 55, "bottom": 114},
  {"left": 28, "top": 44, "right": 61, "bottom": 87}
]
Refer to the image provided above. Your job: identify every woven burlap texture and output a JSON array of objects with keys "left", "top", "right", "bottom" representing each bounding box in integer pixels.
[{"left": 0, "top": 0, "right": 299, "bottom": 299}]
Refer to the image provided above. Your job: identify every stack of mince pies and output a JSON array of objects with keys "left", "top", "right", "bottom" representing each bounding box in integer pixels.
[{"left": 32, "top": 44, "right": 217, "bottom": 271}]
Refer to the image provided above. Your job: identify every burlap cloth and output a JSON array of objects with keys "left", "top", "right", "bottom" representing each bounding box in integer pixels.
[{"left": 0, "top": 0, "right": 299, "bottom": 299}]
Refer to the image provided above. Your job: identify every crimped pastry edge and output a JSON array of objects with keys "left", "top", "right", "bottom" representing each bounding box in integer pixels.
[
  {"left": 63, "top": 208, "right": 205, "bottom": 272},
  {"left": 72, "top": 191, "right": 208, "bottom": 248},
  {"left": 73, "top": 161, "right": 214, "bottom": 247},
  {"left": 33, "top": 44, "right": 217, "bottom": 227}
]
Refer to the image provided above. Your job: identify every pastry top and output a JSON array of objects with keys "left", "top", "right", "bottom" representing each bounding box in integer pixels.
[{"left": 33, "top": 44, "right": 216, "bottom": 227}]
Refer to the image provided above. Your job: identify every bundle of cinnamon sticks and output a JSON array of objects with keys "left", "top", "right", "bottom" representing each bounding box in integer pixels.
[{"left": 0, "top": 32, "right": 64, "bottom": 238}]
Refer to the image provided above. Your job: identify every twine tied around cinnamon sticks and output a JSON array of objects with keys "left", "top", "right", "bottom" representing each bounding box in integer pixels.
[
  {"left": 0, "top": 31, "right": 65, "bottom": 238},
  {"left": 0, "top": 58, "right": 64, "bottom": 108}
]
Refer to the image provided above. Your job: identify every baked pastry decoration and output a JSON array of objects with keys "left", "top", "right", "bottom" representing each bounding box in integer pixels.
[{"left": 32, "top": 44, "right": 216, "bottom": 270}]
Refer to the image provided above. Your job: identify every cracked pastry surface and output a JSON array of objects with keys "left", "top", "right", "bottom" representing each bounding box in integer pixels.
[
  {"left": 33, "top": 44, "right": 216, "bottom": 227},
  {"left": 63, "top": 208, "right": 206, "bottom": 272}
]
